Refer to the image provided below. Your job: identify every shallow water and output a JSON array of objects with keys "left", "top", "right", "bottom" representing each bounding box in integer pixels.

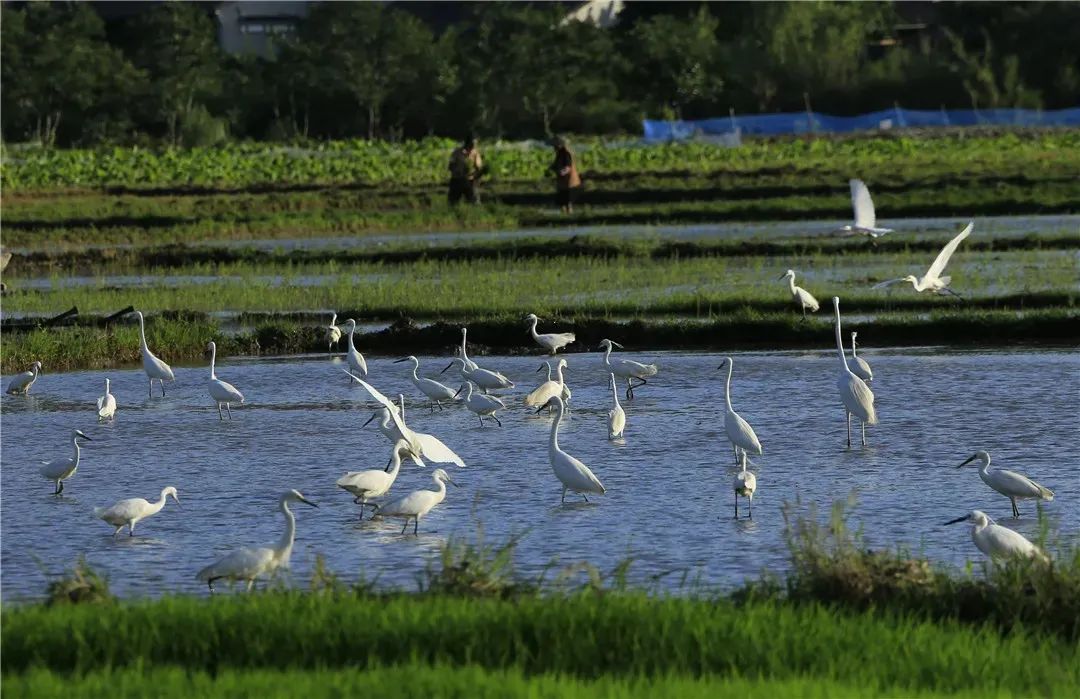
[{"left": 2, "top": 348, "right": 1077, "bottom": 600}]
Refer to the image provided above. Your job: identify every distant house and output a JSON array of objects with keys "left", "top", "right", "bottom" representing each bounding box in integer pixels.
[{"left": 215, "top": 1, "right": 311, "bottom": 57}]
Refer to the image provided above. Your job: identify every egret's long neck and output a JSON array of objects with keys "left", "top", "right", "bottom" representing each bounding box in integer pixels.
[
  {"left": 529, "top": 317, "right": 540, "bottom": 340},
  {"left": 833, "top": 306, "right": 850, "bottom": 369},
  {"left": 71, "top": 438, "right": 81, "bottom": 462},
  {"left": 347, "top": 324, "right": 356, "bottom": 351},
  {"left": 150, "top": 490, "right": 169, "bottom": 515},
  {"left": 104, "top": 379, "right": 111, "bottom": 395},
  {"left": 724, "top": 362, "right": 734, "bottom": 411},
  {"left": 462, "top": 383, "right": 473, "bottom": 400},
  {"left": 209, "top": 345, "right": 217, "bottom": 379},
  {"left": 602, "top": 344, "right": 612, "bottom": 368},
  {"left": 138, "top": 314, "right": 148, "bottom": 350},
  {"left": 555, "top": 363, "right": 565, "bottom": 387},
  {"left": 33, "top": 365, "right": 41, "bottom": 379},
  {"left": 432, "top": 476, "right": 448, "bottom": 504},
  {"left": 850, "top": 337, "right": 858, "bottom": 359},
  {"left": 549, "top": 401, "right": 564, "bottom": 451},
  {"left": 388, "top": 452, "right": 403, "bottom": 480},
  {"left": 276, "top": 501, "right": 297, "bottom": 561},
  {"left": 787, "top": 275, "right": 797, "bottom": 293},
  {"left": 610, "top": 380, "right": 620, "bottom": 409},
  {"left": 543, "top": 364, "right": 553, "bottom": 381},
  {"left": 460, "top": 332, "right": 469, "bottom": 360}
]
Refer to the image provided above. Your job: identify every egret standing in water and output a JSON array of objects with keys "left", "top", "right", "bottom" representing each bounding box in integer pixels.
[
  {"left": 525, "top": 313, "right": 575, "bottom": 354},
  {"left": 196, "top": 489, "right": 318, "bottom": 592},
  {"left": 841, "top": 179, "right": 894, "bottom": 238},
  {"left": 458, "top": 327, "right": 479, "bottom": 372},
  {"left": 441, "top": 357, "right": 514, "bottom": 393},
  {"left": 375, "top": 468, "right": 458, "bottom": 535},
  {"left": 832, "top": 298, "right": 876, "bottom": 447},
  {"left": 538, "top": 395, "right": 605, "bottom": 503},
  {"left": 944, "top": 510, "right": 1048, "bottom": 562},
  {"left": 95, "top": 487, "right": 180, "bottom": 536},
  {"left": 525, "top": 359, "right": 568, "bottom": 409},
  {"left": 957, "top": 451, "right": 1054, "bottom": 518},
  {"left": 733, "top": 461, "right": 756, "bottom": 519},
  {"left": 39, "top": 429, "right": 92, "bottom": 495},
  {"left": 207, "top": 341, "right": 244, "bottom": 420},
  {"left": 598, "top": 339, "right": 658, "bottom": 400},
  {"left": 848, "top": 332, "right": 873, "bottom": 383},
  {"left": 606, "top": 373, "right": 625, "bottom": 440},
  {"left": 324, "top": 312, "right": 342, "bottom": 354},
  {"left": 872, "top": 221, "right": 973, "bottom": 296},
  {"left": 394, "top": 356, "right": 455, "bottom": 411},
  {"left": 135, "top": 311, "right": 174, "bottom": 397},
  {"left": 718, "top": 357, "right": 763, "bottom": 468},
  {"left": 777, "top": 270, "right": 820, "bottom": 320},
  {"left": 455, "top": 382, "right": 507, "bottom": 427},
  {"left": 6, "top": 361, "right": 42, "bottom": 395},
  {"left": 96, "top": 378, "right": 117, "bottom": 420},
  {"left": 337, "top": 440, "right": 414, "bottom": 519},
  {"left": 342, "top": 319, "right": 368, "bottom": 380}
]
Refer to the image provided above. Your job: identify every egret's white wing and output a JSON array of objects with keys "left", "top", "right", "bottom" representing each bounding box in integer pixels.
[
  {"left": 926, "top": 222, "right": 973, "bottom": 280},
  {"left": 850, "top": 179, "right": 875, "bottom": 228},
  {"left": 197, "top": 547, "right": 274, "bottom": 581},
  {"left": 993, "top": 470, "right": 1053, "bottom": 499},
  {"left": 982, "top": 525, "right": 1045, "bottom": 560},
  {"left": 839, "top": 374, "right": 877, "bottom": 424},
  {"left": 342, "top": 370, "right": 408, "bottom": 437},
  {"left": 411, "top": 432, "right": 466, "bottom": 467}
]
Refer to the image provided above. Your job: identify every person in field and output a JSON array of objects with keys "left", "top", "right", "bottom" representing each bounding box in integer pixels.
[
  {"left": 548, "top": 136, "right": 581, "bottom": 214},
  {"left": 447, "top": 135, "right": 483, "bottom": 205}
]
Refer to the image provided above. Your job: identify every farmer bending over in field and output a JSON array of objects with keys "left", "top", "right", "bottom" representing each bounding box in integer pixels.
[
  {"left": 447, "top": 135, "right": 483, "bottom": 205},
  {"left": 548, "top": 136, "right": 581, "bottom": 214}
]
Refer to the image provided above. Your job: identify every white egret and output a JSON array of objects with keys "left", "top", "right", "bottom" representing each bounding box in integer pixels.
[
  {"left": 337, "top": 439, "right": 414, "bottom": 519},
  {"left": 537, "top": 395, "right": 605, "bottom": 503},
  {"left": 324, "top": 312, "right": 342, "bottom": 353},
  {"left": 95, "top": 487, "right": 180, "bottom": 536},
  {"left": 849, "top": 332, "right": 873, "bottom": 383},
  {"left": 957, "top": 451, "right": 1054, "bottom": 518},
  {"left": 944, "top": 510, "right": 1048, "bottom": 562},
  {"left": 375, "top": 468, "right": 458, "bottom": 535},
  {"left": 135, "top": 311, "right": 175, "bottom": 397},
  {"left": 832, "top": 297, "right": 877, "bottom": 447},
  {"left": 363, "top": 407, "right": 426, "bottom": 468},
  {"left": 6, "top": 361, "right": 42, "bottom": 395},
  {"left": 196, "top": 489, "right": 318, "bottom": 592},
  {"left": 872, "top": 221, "right": 973, "bottom": 296},
  {"left": 525, "top": 358, "right": 568, "bottom": 408},
  {"left": 96, "top": 378, "right": 117, "bottom": 420},
  {"left": 597, "top": 339, "right": 658, "bottom": 400},
  {"left": 39, "top": 429, "right": 92, "bottom": 495},
  {"left": 778, "top": 270, "right": 820, "bottom": 320},
  {"left": 441, "top": 357, "right": 514, "bottom": 393},
  {"left": 841, "top": 179, "right": 894, "bottom": 238},
  {"left": 607, "top": 373, "right": 625, "bottom": 440},
  {"left": 717, "top": 357, "right": 763, "bottom": 468},
  {"left": 458, "top": 327, "right": 479, "bottom": 371},
  {"left": 733, "top": 461, "right": 757, "bottom": 519},
  {"left": 207, "top": 341, "right": 244, "bottom": 420},
  {"left": 343, "top": 369, "right": 466, "bottom": 467},
  {"left": 394, "top": 356, "right": 456, "bottom": 411},
  {"left": 342, "top": 319, "right": 368, "bottom": 379},
  {"left": 525, "top": 313, "right": 576, "bottom": 354},
  {"left": 540, "top": 360, "right": 572, "bottom": 401},
  {"left": 455, "top": 382, "right": 507, "bottom": 427}
]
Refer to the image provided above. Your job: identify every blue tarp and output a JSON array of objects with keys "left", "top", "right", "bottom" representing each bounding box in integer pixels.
[{"left": 642, "top": 107, "right": 1080, "bottom": 141}]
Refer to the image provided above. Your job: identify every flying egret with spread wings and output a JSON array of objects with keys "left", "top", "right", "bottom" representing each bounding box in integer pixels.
[
  {"left": 841, "top": 179, "right": 893, "bottom": 238},
  {"left": 872, "top": 221, "right": 973, "bottom": 296}
]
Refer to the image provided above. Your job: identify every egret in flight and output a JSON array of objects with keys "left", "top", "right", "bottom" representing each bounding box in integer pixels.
[
  {"left": 96, "top": 378, "right": 117, "bottom": 420},
  {"left": 957, "top": 451, "right": 1054, "bottom": 518},
  {"left": 607, "top": 373, "right": 625, "bottom": 440},
  {"left": 324, "top": 312, "right": 342, "bottom": 354},
  {"left": 734, "top": 461, "right": 757, "bottom": 519},
  {"left": 207, "top": 341, "right": 244, "bottom": 420},
  {"left": 40, "top": 429, "right": 92, "bottom": 495},
  {"left": 832, "top": 298, "right": 876, "bottom": 447},
  {"left": 6, "top": 361, "right": 42, "bottom": 395},
  {"left": 944, "top": 510, "right": 1048, "bottom": 562},
  {"left": 718, "top": 357, "right": 763, "bottom": 468},
  {"left": 538, "top": 395, "right": 605, "bottom": 503},
  {"left": 525, "top": 358, "right": 568, "bottom": 409},
  {"left": 441, "top": 357, "right": 514, "bottom": 393},
  {"left": 394, "top": 356, "right": 455, "bottom": 411},
  {"left": 135, "top": 311, "right": 175, "bottom": 397},
  {"left": 841, "top": 179, "right": 893, "bottom": 238},
  {"left": 95, "top": 487, "right": 180, "bottom": 536},
  {"left": 196, "top": 489, "right": 318, "bottom": 592},
  {"left": 375, "top": 468, "right": 458, "bottom": 535},
  {"left": 872, "top": 221, "right": 973, "bottom": 296},
  {"left": 777, "top": 270, "right": 820, "bottom": 320},
  {"left": 598, "top": 339, "right": 658, "bottom": 399},
  {"left": 849, "top": 332, "right": 873, "bottom": 383},
  {"left": 525, "top": 313, "right": 576, "bottom": 354},
  {"left": 455, "top": 382, "right": 507, "bottom": 427},
  {"left": 342, "top": 319, "right": 368, "bottom": 380},
  {"left": 337, "top": 440, "right": 414, "bottom": 519}
]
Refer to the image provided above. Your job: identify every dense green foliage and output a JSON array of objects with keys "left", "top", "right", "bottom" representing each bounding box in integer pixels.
[{"left": 3, "top": 2, "right": 1079, "bottom": 146}]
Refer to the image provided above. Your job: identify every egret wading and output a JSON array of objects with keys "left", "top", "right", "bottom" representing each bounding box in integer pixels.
[
  {"left": 832, "top": 297, "right": 876, "bottom": 447},
  {"left": 337, "top": 439, "right": 414, "bottom": 519},
  {"left": 324, "top": 312, "right": 342, "bottom": 354},
  {"left": 718, "top": 357, "right": 763, "bottom": 468},
  {"left": 525, "top": 313, "right": 576, "bottom": 354},
  {"left": 6, "top": 361, "right": 42, "bottom": 395},
  {"left": 394, "top": 356, "right": 455, "bottom": 411},
  {"left": 598, "top": 339, "right": 658, "bottom": 400},
  {"left": 873, "top": 221, "right": 973, "bottom": 297},
  {"left": 607, "top": 373, "right": 625, "bottom": 440},
  {"left": 455, "top": 382, "right": 507, "bottom": 427},
  {"left": 525, "top": 358, "right": 568, "bottom": 409},
  {"left": 207, "top": 341, "right": 244, "bottom": 420},
  {"left": 841, "top": 179, "right": 894, "bottom": 238},
  {"left": 441, "top": 357, "right": 514, "bottom": 393},
  {"left": 957, "top": 451, "right": 1054, "bottom": 518},
  {"left": 40, "top": 429, "right": 92, "bottom": 495},
  {"left": 96, "top": 378, "right": 117, "bottom": 420},
  {"left": 539, "top": 395, "right": 605, "bottom": 503},
  {"left": 778, "top": 270, "right": 820, "bottom": 320},
  {"left": 849, "top": 332, "right": 873, "bottom": 383},
  {"left": 343, "top": 319, "right": 368, "bottom": 380},
  {"left": 944, "top": 510, "right": 1048, "bottom": 562},
  {"left": 734, "top": 461, "right": 757, "bottom": 519},
  {"left": 375, "top": 468, "right": 458, "bottom": 535},
  {"left": 196, "top": 489, "right": 317, "bottom": 592},
  {"left": 135, "top": 311, "right": 175, "bottom": 397},
  {"left": 95, "top": 487, "right": 180, "bottom": 536}
]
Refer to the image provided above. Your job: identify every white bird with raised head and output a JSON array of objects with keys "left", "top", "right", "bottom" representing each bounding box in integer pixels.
[
  {"left": 598, "top": 339, "right": 658, "bottom": 400},
  {"left": 135, "top": 311, "right": 175, "bottom": 397},
  {"left": 538, "top": 395, "right": 605, "bottom": 503},
  {"left": 606, "top": 373, "right": 625, "bottom": 440},
  {"left": 832, "top": 298, "right": 876, "bottom": 447},
  {"left": 337, "top": 440, "right": 414, "bottom": 519},
  {"left": 458, "top": 327, "right": 479, "bottom": 372},
  {"left": 455, "top": 382, "right": 506, "bottom": 427},
  {"left": 324, "top": 312, "right": 342, "bottom": 354},
  {"left": 718, "top": 357, "right": 762, "bottom": 468},
  {"left": 441, "top": 357, "right": 514, "bottom": 393},
  {"left": 375, "top": 468, "right": 458, "bottom": 535},
  {"left": 40, "top": 429, "right": 92, "bottom": 495},
  {"left": 525, "top": 313, "right": 575, "bottom": 354},
  {"left": 207, "top": 341, "right": 244, "bottom": 420},
  {"left": 957, "top": 451, "right": 1054, "bottom": 518},
  {"left": 872, "top": 221, "right": 973, "bottom": 296},
  {"left": 841, "top": 179, "right": 894, "bottom": 238},
  {"left": 96, "top": 378, "right": 117, "bottom": 420},
  {"left": 95, "top": 487, "right": 180, "bottom": 536},
  {"left": 394, "top": 356, "right": 455, "bottom": 411},
  {"left": 6, "top": 361, "right": 42, "bottom": 395},
  {"left": 525, "top": 359, "right": 568, "bottom": 408},
  {"left": 196, "top": 489, "right": 318, "bottom": 592},
  {"left": 734, "top": 461, "right": 756, "bottom": 519},
  {"left": 342, "top": 319, "right": 368, "bottom": 379},
  {"left": 778, "top": 270, "right": 820, "bottom": 320},
  {"left": 849, "top": 332, "right": 873, "bottom": 383},
  {"left": 944, "top": 510, "right": 1048, "bottom": 562}
]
